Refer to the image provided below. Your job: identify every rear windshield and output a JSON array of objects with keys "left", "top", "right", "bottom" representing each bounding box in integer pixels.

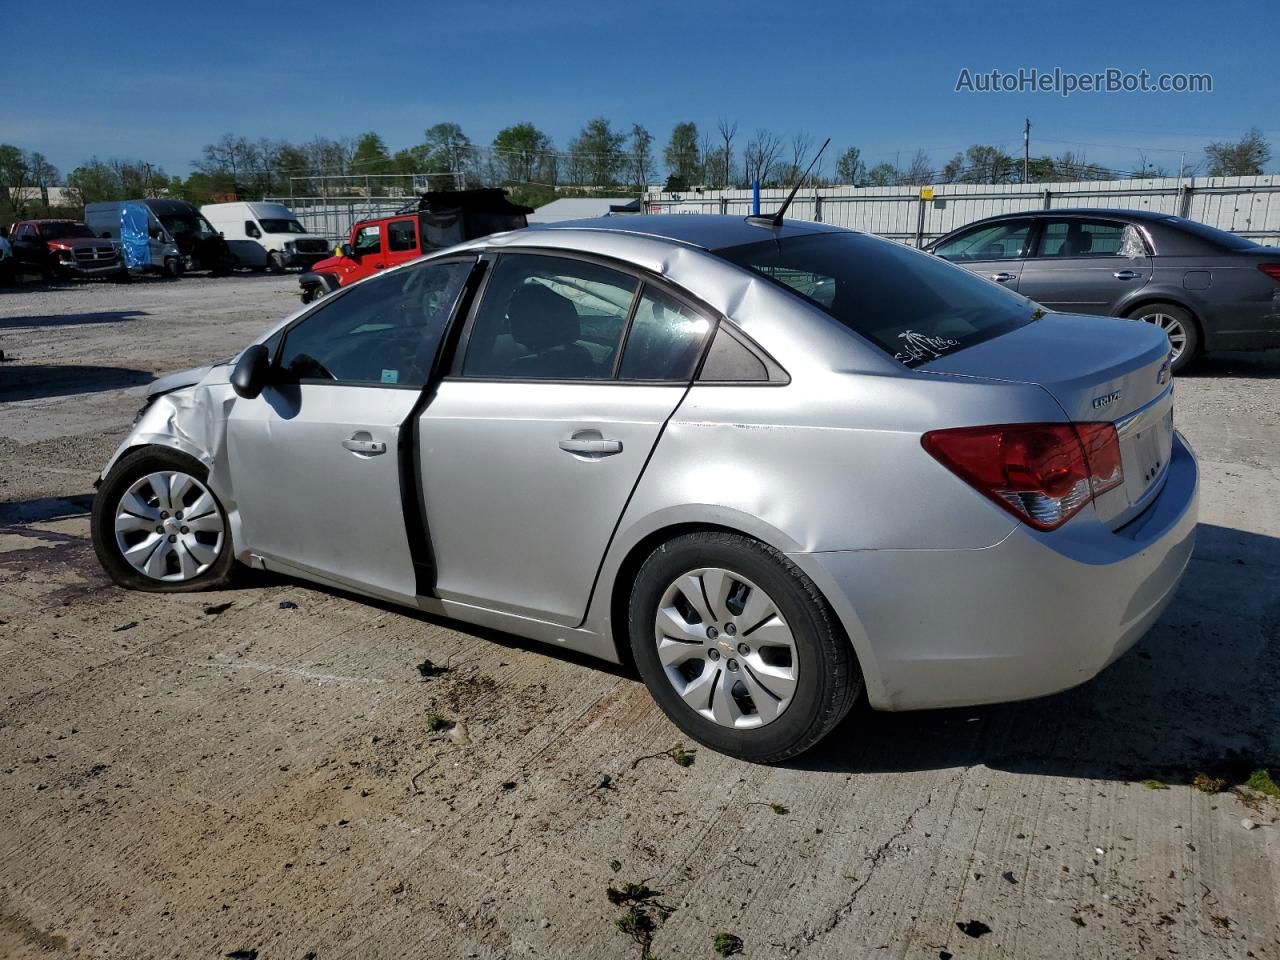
[
  {"left": 1160, "top": 216, "right": 1257, "bottom": 251},
  {"left": 717, "top": 233, "right": 1038, "bottom": 366}
]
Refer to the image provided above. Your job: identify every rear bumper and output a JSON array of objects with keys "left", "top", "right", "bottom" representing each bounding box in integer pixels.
[{"left": 793, "top": 431, "right": 1199, "bottom": 711}]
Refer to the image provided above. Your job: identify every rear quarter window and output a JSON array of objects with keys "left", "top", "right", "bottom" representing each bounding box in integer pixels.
[{"left": 717, "top": 233, "right": 1038, "bottom": 367}]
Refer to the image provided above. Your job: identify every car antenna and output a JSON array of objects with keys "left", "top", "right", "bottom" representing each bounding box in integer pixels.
[{"left": 747, "top": 137, "right": 831, "bottom": 229}]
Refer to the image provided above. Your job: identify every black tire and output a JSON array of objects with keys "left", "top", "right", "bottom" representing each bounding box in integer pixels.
[
  {"left": 92, "top": 447, "right": 237, "bottom": 593},
  {"left": 267, "top": 251, "right": 285, "bottom": 274},
  {"left": 300, "top": 282, "right": 323, "bottom": 304},
  {"left": 113, "top": 268, "right": 132, "bottom": 284},
  {"left": 164, "top": 257, "right": 184, "bottom": 279},
  {"left": 628, "top": 531, "right": 861, "bottom": 763},
  {"left": 1127, "top": 301, "right": 1200, "bottom": 373}
]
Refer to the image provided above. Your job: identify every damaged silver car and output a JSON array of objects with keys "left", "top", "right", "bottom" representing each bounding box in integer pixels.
[{"left": 92, "top": 215, "right": 1198, "bottom": 762}]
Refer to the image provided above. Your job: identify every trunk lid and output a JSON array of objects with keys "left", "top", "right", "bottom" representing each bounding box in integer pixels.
[{"left": 923, "top": 313, "right": 1174, "bottom": 527}]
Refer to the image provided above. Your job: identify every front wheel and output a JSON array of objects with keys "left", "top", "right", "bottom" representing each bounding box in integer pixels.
[
  {"left": 1128, "top": 302, "right": 1200, "bottom": 373},
  {"left": 164, "top": 257, "right": 184, "bottom": 279},
  {"left": 628, "top": 531, "right": 861, "bottom": 763},
  {"left": 267, "top": 251, "right": 285, "bottom": 274},
  {"left": 91, "top": 447, "right": 236, "bottom": 592}
]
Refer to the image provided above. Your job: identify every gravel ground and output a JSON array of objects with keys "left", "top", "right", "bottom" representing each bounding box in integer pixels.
[{"left": 1, "top": 276, "right": 1278, "bottom": 960}]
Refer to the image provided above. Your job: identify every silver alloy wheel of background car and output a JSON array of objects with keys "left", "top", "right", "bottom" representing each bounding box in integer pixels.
[
  {"left": 1144, "top": 312, "right": 1188, "bottom": 361},
  {"left": 654, "top": 567, "right": 799, "bottom": 729},
  {"left": 113, "top": 471, "right": 225, "bottom": 582}
]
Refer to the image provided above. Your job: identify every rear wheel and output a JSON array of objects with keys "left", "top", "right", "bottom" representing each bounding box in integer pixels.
[
  {"left": 92, "top": 447, "right": 236, "bottom": 593},
  {"left": 628, "top": 531, "right": 861, "bottom": 763},
  {"left": 1128, "top": 302, "right": 1200, "bottom": 373}
]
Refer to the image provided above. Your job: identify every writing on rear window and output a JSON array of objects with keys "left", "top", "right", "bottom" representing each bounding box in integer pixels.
[{"left": 894, "top": 331, "right": 960, "bottom": 365}]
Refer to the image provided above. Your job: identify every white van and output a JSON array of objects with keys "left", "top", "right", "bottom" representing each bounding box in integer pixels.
[{"left": 200, "top": 202, "right": 331, "bottom": 273}]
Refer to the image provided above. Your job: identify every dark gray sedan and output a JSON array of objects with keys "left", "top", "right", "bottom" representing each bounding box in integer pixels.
[{"left": 930, "top": 209, "right": 1280, "bottom": 371}]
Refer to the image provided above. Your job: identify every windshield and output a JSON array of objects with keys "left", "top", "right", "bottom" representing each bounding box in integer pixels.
[
  {"left": 40, "top": 222, "right": 94, "bottom": 240},
  {"left": 259, "top": 218, "right": 307, "bottom": 234},
  {"left": 1161, "top": 216, "right": 1257, "bottom": 251},
  {"left": 717, "top": 233, "right": 1039, "bottom": 367},
  {"left": 159, "top": 214, "right": 217, "bottom": 239}
]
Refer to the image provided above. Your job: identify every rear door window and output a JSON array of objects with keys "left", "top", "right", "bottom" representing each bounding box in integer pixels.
[
  {"left": 387, "top": 218, "right": 418, "bottom": 254},
  {"left": 1035, "top": 220, "right": 1133, "bottom": 258},
  {"left": 717, "top": 233, "right": 1038, "bottom": 367},
  {"left": 618, "top": 286, "right": 712, "bottom": 381},
  {"left": 460, "top": 254, "right": 638, "bottom": 380}
]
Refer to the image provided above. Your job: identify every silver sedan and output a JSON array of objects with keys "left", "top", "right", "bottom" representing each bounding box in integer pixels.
[{"left": 91, "top": 215, "right": 1199, "bottom": 762}]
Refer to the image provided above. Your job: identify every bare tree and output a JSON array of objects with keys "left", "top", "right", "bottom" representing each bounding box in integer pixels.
[
  {"left": 629, "top": 124, "right": 654, "bottom": 192},
  {"left": 698, "top": 131, "right": 717, "bottom": 187},
  {"left": 901, "top": 149, "right": 933, "bottom": 186},
  {"left": 787, "top": 132, "right": 814, "bottom": 185},
  {"left": 743, "top": 128, "right": 784, "bottom": 187},
  {"left": 716, "top": 117, "right": 738, "bottom": 189}
]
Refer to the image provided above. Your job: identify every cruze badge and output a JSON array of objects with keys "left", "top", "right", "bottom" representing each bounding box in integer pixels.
[{"left": 1092, "top": 391, "right": 1122, "bottom": 410}]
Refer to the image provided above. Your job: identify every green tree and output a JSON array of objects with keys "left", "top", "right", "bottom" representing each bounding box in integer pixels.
[
  {"left": 958, "top": 144, "right": 1018, "bottom": 183},
  {"left": 65, "top": 159, "right": 119, "bottom": 206},
  {"left": 835, "top": 146, "right": 865, "bottom": 185},
  {"left": 1205, "top": 127, "right": 1271, "bottom": 176},
  {"left": 423, "top": 122, "right": 472, "bottom": 178},
  {"left": 663, "top": 122, "right": 700, "bottom": 185},
  {"left": 567, "top": 117, "right": 626, "bottom": 186},
  {"left": 352, "top": 132, "right": 394, "bottom": 175},
  {"left": 865, "top": 162, "right": 898, "bottom": 186},
  {"left": 492, "top": 122, "right": 553, "bottom": 184}
]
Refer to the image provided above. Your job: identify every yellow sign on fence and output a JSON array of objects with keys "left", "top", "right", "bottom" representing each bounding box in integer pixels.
[{"left": 919, "top": 187, "right": 935, "bottom": 201}]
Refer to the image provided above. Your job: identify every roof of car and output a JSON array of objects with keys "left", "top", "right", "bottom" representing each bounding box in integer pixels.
[
  {"left": 17, "top": 219, "right": 86, "bottom": 225},
  {"left": 529, "top": 213, "right": 850, "bottom": 250},
  {"left": 966, "top": 208, "right": 1175, "bottom": 224}
]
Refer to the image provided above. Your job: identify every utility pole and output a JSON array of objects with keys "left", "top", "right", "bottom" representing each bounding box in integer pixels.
[{"left": 1023, "top": 118, "right": 1031, "bottom": 184}]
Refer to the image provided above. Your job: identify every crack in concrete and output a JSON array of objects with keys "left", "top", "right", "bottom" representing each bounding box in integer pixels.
[{"left": 794, "top": 765, "right": 970, "bottom": 950}]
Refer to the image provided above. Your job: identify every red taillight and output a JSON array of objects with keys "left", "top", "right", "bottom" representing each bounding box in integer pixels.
[
  {"left": 1259, "top": 263, "right": 1280, "bottom": 282},
  {"left": 922, "top": 422, "right": 1124, "bottom": 531}
]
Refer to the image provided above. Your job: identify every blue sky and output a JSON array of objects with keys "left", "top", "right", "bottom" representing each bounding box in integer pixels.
[{"left": 5, "top": 0, "right": 1275, "bottom": 180}]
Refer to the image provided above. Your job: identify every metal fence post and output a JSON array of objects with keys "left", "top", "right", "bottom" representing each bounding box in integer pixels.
[
  {"left": 1179, "top": 180, "right": 1194, "bottom": 218},
  {"left": 814, "top": 188, "right": 822, "bottom": 223},
  {"left": 915, "top": 196, "right": 926, "bottom": 248},
  {"left": 1042, "top": 189, "right": 1052, "bottom": 210}
]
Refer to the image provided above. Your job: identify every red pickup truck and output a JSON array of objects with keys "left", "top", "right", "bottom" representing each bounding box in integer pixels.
[{"left": 299, "top": 189, "right": 532, "bottom": 303}]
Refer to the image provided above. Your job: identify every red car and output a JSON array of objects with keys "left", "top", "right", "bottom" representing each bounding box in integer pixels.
[
  {"left": 299, "top": 189, "right": 531, "bottom": 303},
  {"left": 9, "top": 219, "right": 129, "bottom": 282}
]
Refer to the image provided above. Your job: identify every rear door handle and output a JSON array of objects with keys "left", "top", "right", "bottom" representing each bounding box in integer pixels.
[
  {"left": 342, "top": 433, "right": 386, "bottom": 456},
  {"left": 990, "top": 272, "right": 1018, "bottom": 282},
  {"left": 1113, "top": 270, "right": 1141, "bottom": 280},
  {"left": 559, "top": 433, "right": 623, "bottom": 457}
]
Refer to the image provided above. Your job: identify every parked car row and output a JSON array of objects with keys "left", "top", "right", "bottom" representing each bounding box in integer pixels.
[{"left": 0, "top": 199, "right": 331, "bottom": 286}]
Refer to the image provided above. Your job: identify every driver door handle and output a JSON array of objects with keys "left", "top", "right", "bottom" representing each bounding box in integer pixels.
[
  {"left": 342, "top": 435, "right": 386, "bottom": 456},
  {"left": 1113, "top": 270, "right": 1141, "bottom": 280},
  {"left": 990, "top": 272, "right": 1018, "bottom": 282},
  {"left": 559, "top": 437, "right": 623, "bottom": 456}
]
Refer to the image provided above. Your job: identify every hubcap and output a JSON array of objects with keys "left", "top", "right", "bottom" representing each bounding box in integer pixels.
[
  {"left": 1144, "top": 313, "right": 1186, "bottom": 360},
  {"left": 654, "top": 567, "right": 799, "bottom": 729},
  {"left": 114, "top": 471, "right": 224, "bottom": 582}
]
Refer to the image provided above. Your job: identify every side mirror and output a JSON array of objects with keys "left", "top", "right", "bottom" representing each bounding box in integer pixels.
[{"left": 230, "top": 344, "right": 272, "bottom": 400}]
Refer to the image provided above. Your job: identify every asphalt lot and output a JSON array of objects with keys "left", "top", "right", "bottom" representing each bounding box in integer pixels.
[{"left": 1, "top": 274, "right": 1278, "bottom": 960}]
